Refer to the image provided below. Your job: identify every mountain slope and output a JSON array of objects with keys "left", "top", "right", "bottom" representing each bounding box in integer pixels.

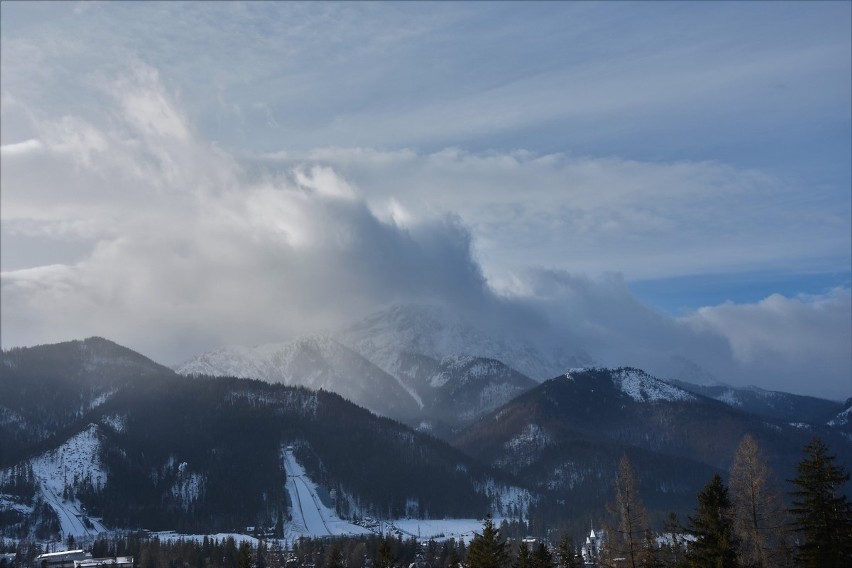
[
  {"left": 177, "top": 305, "right": 556, "bottom": 429},
  {"left": 2, "top": 339, "right": 529, "bottom": 538},
  {"left": 422, "top": 355, "right": 538, "bottom": 426},
  {"left": 0, "top": 337, "right": 173, "bottom": 467},
  {"left": 176, "top": 336, "right": 421, "bottom": 421},
  {"left": 454, "top": 367, "right": 852, "bottom": 518},
  {"left": 338, "top": 303, "right": 593, "bottom": 381},
  {"left": 667, "top": 379, "right": 845, "bottom": 423}
]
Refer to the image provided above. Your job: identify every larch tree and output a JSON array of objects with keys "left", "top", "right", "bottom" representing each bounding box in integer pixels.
[
  {"left": 788, "top": 437, "right": 852, "bottom": 568},
  {"left": 729, "top": 434, "right": 787, "bottom": 567},
  {"left": 603, "top": 455, "right": 651, "bottom": 568}
]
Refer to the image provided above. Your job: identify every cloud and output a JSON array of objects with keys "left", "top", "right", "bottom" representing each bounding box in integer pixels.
[
  {"left": 1, "top": 62, "right": 849, "bottom": 400},
  {"left": 265, "top": 147, "right": 850, "bottom": 284},
  {"left": 0, "top": 139, "right": 43, "bottom": 156},
  {"left": 683, "top": 289, "right": 852, "bottom": 398},
  {"left": 501, "top": 269, "right": 851, "bottom": 399},
  {"left": 1, "top": 63, "right": 492, "bottom": 362}
]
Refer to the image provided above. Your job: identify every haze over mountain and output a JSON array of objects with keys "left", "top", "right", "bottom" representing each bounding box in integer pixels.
[{"left": 176, "top": 304, "right": 553, "bottom": 431}]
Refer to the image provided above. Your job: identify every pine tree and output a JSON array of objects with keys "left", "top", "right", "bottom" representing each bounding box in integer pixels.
[
  {"left": 685, "top": 473, "right": 739, "bottom": 568},
  {"left": 467, "top": 515, "right": 511, "bottom": 568},
  {"left": 788, "top": 437, "right": 852, "bottom": 568}
]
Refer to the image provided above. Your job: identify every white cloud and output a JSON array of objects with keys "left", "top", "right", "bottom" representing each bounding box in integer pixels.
[
  {"left": 1, "top": 63, "right": 491, "bottom": 361},
  {"left": 0, "top": 139, "right": 43, "bottom": 156},
  {"left": 265, "top": 147, "right": 849, "bottom": 283},
  {"left": 683, "top": 289, "right": 852, "bottom": 398},
  {"left": 490, "top": 269, "right": 851, "bottom": 400}
]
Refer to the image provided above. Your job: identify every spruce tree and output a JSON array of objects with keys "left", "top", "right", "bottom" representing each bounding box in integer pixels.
[
  {"left": 788, "top": 437, "right": 852, "bottom": 568},
  {"left": 514, "top": 541, "right": 532, "bottom": 568},
  {"left": 685, "top": 473, "right": 739, "bottom": 568},
  {"left": 556, "top": 535, "right": 580, "bottom": 568},
  {"left": 467, "top": 515, "right": 511, "bottom": 568},
  {"left": 531, "top": 543, "right": 554, "bottom": 568},
  {"left": 238, "top": 542, "right": 252, "bottom": 568},
  {"left": 377, "top": 537, "right": 395, "bottom": 568}
]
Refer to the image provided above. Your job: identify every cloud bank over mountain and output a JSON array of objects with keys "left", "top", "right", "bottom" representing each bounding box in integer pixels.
[{"left": 2, "top": 64, "right": 849, "bottom": 399}]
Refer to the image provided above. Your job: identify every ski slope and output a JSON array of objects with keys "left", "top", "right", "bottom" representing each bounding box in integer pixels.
[
  {"left": 281, "top": 448, "right": 490, "bottom": 542},
  {"left": 282, "top": 448, "right": 371, "bottom": 538}
]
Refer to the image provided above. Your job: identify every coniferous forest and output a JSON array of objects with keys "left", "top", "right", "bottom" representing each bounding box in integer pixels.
[{"left": 2, "top": 434, "right": 850, "bottom": 568}]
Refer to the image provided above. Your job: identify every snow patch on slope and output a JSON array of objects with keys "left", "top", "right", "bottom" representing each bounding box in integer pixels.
[
  {"left": 828, "top": 405, "right": 851, "bottom": 427},
  {"left": 100, "top": 414, "right": 127, "bottom": 433},
  {"left": 31, "top": 424, "right": 106, "bottom": 497},
  {"left": 170, "top": 464, "right": 204, "bottom": 509},
  {"left": 611, "top": 368, "right": 696, "bottom": 403},
  {"left": 88, "top": 390, "right": 116, "bottom": 411},
  {"left": 716, "top": 389, "right": 743, "bottom": 407},
  {"left": 0, "top": 406, "right": 24, "bottom": 427},
  {"left": 474, "top": 478, "right": 533, "bottom": 519},
  {"left": 29, "top": 424, "right": 109, "bottom": 538}
]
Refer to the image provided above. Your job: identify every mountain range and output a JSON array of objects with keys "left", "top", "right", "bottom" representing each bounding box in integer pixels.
[
  {"left": 2, "top": 304, "right": 849, "bottom": 541},
  {"left": 176, "top": 304, "right": 580, "bottom": 431}
]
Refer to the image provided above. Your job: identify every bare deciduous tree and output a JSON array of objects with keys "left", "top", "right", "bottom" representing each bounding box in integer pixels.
[
  {"left": 729, "top": 434, "right": 789, "bottom": 567},
  {"left": 603, "top": 455, "right": 651, "bottom": 568}
]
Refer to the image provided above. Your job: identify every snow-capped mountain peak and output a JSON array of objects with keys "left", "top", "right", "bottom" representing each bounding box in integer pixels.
[
  {"left": 176, "top": 334, "right": 421, "bottom": 420},
  {"left": 564, "top": 367, "right": 696, "bottom": 403},
  {"left": 338, "top": 303, "right": 592, "bottom": 381}
]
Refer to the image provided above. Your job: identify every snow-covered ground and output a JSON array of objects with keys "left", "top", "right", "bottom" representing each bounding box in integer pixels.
[
  {"left": 281, "top": 448, "right": 487, "bottom": 542},
  {"left": 5, "top": 431, "right": 496, "bottom": 545},
  {"left": 282, "top": 448, "right": 372, "bottom": 538},
  {"left": 29, "top": 424, "right": 109, "bottom": 539},
  {"left": 151, "top": 532, "right": 261, "bottom": 546},
  {"left": 385, "top": 519, "right": 484, "bottom": 543}
]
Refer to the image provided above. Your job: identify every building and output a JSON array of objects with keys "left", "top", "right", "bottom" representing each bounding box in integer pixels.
[
  {"left": 581, "top": 528, "right": 603, "bottom": 566},
  {"left": 74, "top": 558, "right": 134, "bottom": 568},
  {"left": 35, "top": 551, "right": 91, "bottom": 568}
]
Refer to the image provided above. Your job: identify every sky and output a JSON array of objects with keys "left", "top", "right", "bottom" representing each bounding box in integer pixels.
[{"left": 1, "top": 1, "right": 850, "bottom": 400}]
